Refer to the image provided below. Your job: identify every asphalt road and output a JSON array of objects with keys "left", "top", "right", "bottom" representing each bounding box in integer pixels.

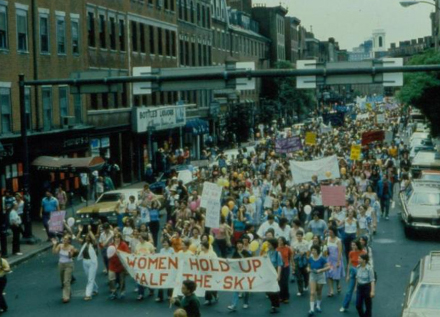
[{"left": 5, "top": 201, "right": 440, "bottom": 317}]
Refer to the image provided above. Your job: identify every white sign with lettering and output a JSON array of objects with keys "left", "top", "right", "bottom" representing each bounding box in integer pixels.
[{"left": 133, "top": 105, "right": 186, "bottom": 133}]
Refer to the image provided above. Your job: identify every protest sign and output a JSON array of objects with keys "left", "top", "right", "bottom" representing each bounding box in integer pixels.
[
  {"left": 321, "top": 186, "right": 346, "bottom": 206},
  {"left": 200, "top": 182, "right": 222, "bottom": 208},
  {"left": 305, "top": 132, "right": 317, "bottom": 145},
  {"left": 120, "top": 253, "right": 280, "bottom": 293},
  {"left": 48, "top": 210, "right": 66, "bottom": 233},
  {"left": 356, "top": 113, "right": 369, "bottom": 121},
  {"left": 275, "top": 136, "right": 302, "bottom": 153},
  {"left": 289, "top": 155, "right": 341, "bottom": 184},
  {"left": 179, "top": 256, "right": 279, "bottom": 293},
  {"left": 119, "top": 252, "right": 179, "bottom": 289},
  {"left": 191, "top": 160, "right": 209, "bottom": 168},
  {"left": 350, "top": 144, "right": 361, "bottom": 161},
  {"left": 320, "top": 123, "right": 332, "bottom": 134},
  {"left": 205, "top": 200, "right": 221, "bottom": 229},
  {"left": 376, "top": 114, "right": 385, "bottom": 124},
  {"left": 200, "top": 182, "right": 222, "bottom": 228},
  {"left": 385, "top": 130, "right": 393, "bottom": 144},
  {"left": 178, "top": 170, "right": 193, "bottom": 184},
  {"left": 361, "top": 130, "right": 385, "bottom": 145}
]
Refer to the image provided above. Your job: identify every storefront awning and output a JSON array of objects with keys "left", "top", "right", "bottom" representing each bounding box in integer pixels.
[
  {"left": 31, "top": 156, "right": 105, "bottom": 172},
  {"left": 185, "top": 119, "right": 209, "bottom": 135}
]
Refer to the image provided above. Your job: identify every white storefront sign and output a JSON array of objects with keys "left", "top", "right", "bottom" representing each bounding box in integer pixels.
[{"left": 133, "top": 105, "right": 186, "bottom": 133}]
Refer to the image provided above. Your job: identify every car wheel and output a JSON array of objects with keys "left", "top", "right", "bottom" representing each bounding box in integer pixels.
[{"left": 404, "top": 225, "right": 413, "bottom": 238}]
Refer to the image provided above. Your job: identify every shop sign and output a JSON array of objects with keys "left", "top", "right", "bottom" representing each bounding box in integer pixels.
[
  {"left": 133, "top": 105, "right": 186, "bottom": 133},
  {"left": 63, "top": 136, "right": 89, "bottom": 149}
]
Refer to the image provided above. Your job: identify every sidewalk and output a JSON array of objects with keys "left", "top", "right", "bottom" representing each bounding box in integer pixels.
[
  {"left": 9, "top": 181, "right": 145, "bottom": 267},
  {"left": 8, "top": 197, "right": 95, "bottom": 266}
]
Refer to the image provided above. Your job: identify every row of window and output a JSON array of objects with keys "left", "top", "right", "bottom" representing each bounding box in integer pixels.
[
  {"left": 131, "top": 21, "right": 176, "bottom": 57},
  {"left": 0, "top": 5, "right": 79, "bottom": 55},
  {"left": 88, "top": 10, "right": 126, "bottom": 51},
  {"left": 178, "top": 0, "right": 211, "bottom": 29},
  {"left": 0, "top": 86, "right": 82, "bottom": 134},
  {"left": 212, "top": 29, "right": 267, "bottom": 59},
  {"left": 131, "top": 0, "right": 175, "bottom": 11},
  {"left": 179, "top": 39, "right": 211, "bottom": 66}
]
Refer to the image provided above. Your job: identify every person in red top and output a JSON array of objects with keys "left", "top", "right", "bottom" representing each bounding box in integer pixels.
[
  {"left": 277, "top": 237, "right": 293, "bottom": 303},
  {"left": 108, "top": 233, "right": 130, "bottom": 300},
  {"left": 340, "top": 240, "right": 366, "bottom": 312}
]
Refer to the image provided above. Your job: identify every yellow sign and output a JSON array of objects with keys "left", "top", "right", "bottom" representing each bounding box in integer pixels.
[
  {"left": 350, "top": 144, "right": 361, "bottom": 161},
  {"left": 305, "top": 132, "right": 317, "bottom": 145}
]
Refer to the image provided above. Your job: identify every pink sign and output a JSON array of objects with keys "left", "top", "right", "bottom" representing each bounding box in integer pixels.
[
  {"left": 321, "top": 186, "right": 346, "bottom": 207},
  {"left": 49, "top": 210, "right": 66, "bottom": 233}
]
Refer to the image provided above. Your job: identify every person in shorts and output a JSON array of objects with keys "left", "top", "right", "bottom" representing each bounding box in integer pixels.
[{"left": 307, "top": 245, "right": 330, "bottom": 316}]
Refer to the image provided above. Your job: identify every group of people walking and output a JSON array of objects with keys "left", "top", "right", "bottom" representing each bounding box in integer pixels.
[{"left": 45, "top": 102, "right": 410, "bottom": 317}]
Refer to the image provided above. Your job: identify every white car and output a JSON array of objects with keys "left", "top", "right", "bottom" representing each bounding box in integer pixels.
[{"left": 401, "top": 251, "right": 440, "bottom": 317}]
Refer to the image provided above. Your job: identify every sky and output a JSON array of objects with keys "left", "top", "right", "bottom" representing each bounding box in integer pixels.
[{"left": 264, "top": 0, "right": 434, "bottom": 50}]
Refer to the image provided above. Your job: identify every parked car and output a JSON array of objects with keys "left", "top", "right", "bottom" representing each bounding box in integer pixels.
[
  {"left": 149, "top": 165, "right": 198, "bottom": 194},
  {"left": 400, "top": 180, "right": 440, "bottom": 237},
  {"left": 401, "top": 251, "right": 440, "bottom": 317},
  {"left": 420, "top": 170, "right": 440, "bottom": 183},
  {"left": 411, "top": 151, "right": 440, "bottom": 179},
  {"left": 76, "top": 186, "right": 164, "bottom": 226}
]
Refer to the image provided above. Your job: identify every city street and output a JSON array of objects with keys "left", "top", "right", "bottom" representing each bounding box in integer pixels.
[{"left": 5, "top": 202, "right": 440, "bottom": 317}]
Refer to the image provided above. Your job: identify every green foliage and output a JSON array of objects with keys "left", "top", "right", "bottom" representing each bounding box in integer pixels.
[
  {"left": 262, "top": 60, "right": 315, "bottom": 123},
  {"left": 397, "top": 49, "right": 440, "bottom": 136},
  {"left": 224, "top": 102, "right": 251, "bottom": 142}
]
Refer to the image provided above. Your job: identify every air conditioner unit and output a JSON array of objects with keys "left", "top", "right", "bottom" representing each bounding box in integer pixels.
[{"left": 62, "top": 116, "right": 76, "bottom": 128}]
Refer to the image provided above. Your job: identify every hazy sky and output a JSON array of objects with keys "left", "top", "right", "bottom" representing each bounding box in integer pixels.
[{"left": 264, "top": 0, "right": 434, "bottom": 50}]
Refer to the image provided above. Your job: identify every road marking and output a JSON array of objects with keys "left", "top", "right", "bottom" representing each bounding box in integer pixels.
[{"left": 373, "top": 238, "right": 396, "bottom": 244}]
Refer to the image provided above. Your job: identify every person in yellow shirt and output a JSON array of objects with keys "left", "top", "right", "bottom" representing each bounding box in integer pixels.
[
  {"left": 388, "top": 143, "right": 398, "bottom": 158},
  {"left": 0, "top": 255, "right": 11, "bottom": 312},
  {"left": 135, "top": 233, "right": 155, "bottom": 300}
]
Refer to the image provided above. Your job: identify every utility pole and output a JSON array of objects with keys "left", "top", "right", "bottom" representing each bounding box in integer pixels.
[{"left": 19, "top": 74, "right": 37, "bottom": 244}]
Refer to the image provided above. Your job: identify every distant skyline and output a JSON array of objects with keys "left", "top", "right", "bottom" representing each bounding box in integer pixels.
[{"left": 264, "top": 0, "right": 433, "bottom": 50}]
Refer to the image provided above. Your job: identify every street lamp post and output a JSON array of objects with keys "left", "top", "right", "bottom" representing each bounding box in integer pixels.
[{"left": 400, "top": 0, "right": 440, "bottom": 51}]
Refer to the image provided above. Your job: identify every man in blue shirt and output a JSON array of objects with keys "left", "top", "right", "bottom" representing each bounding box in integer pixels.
[{"left": 39, "top": 191, "right": 60, "bottom": 240}]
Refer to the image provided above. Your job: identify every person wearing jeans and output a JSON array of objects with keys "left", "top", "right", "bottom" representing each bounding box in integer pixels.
[
  {"left": 228, "top": 239, "right": 252, "bottom": 311},
  {"left": 267, "top": 239, "right": 283, "bottom": 314},
  {"left": 377, "top": 176, "right": 392, "bottom": 220},
  {"left": 40, "top": 191, "right": 60, "bottom": 241},
  {"left": 355, "top": 254, "right": 375, "bottom": 317},
  {"left": 340, "top": 240, "right": 366, "bottom": 312},
  {"left": 77, "top": 225, "right": 99, "bottom": 300}
]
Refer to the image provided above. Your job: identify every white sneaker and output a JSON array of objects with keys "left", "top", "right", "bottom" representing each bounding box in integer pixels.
[
  {"left": 304, "top": 287, "right": 309, "bottom": 291},
  {"left": 297, "top": 292, "right": 302, "bottom": 296},
  {"left": 228, "top": 305, "right": 236, "bottom": 311},
  {"left": 340, "top": 307, "right": 346, "bottom": 312},
  {"left": 243, "top": 304, "right": 249, "bottom": 309}
]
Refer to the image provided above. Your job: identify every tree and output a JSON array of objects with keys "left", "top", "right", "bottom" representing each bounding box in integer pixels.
[
  {"left": 262, "top": 60, "right": 316, "bottom": 123},
  {"left": 224, "top": 102, "right": 251, "bottom": 143},
  {"left": 397, "top": 49, "right": 440, "bottom": 137}
]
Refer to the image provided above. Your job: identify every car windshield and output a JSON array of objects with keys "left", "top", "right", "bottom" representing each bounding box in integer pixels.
[
  {"left": 411, "top": 193, "right": 440, "bottom": 206},
  {"left": 411, "top": 284, "right": 440, "bottom": 309},
  {"left": 97, "top": 193, "right": 121, "bottom": 203}
]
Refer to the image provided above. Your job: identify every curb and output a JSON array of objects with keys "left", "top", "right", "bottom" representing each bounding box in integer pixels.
[{"left": 9, "top": 242, "right": 52, "bottom": 267}]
